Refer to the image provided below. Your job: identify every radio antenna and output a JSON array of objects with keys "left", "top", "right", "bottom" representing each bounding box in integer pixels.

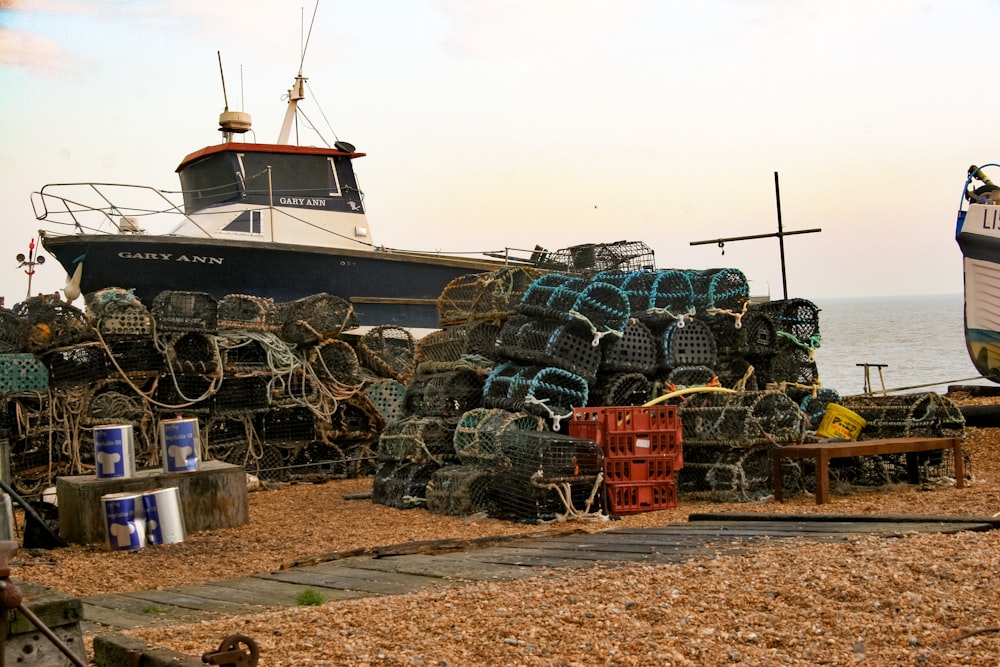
[{"left": 217, "top": 51, "right": 230, "bottom": 111}]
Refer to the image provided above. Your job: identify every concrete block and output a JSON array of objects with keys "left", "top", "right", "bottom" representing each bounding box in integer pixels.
[{"left": 56, "top": 461, "right": 249, "bottom": 546}]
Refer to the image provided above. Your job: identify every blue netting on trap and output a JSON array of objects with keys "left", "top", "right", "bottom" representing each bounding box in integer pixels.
[
  {"left": 688, "top": 268, "right": 749, "bottom": 315},
  {"left": 593, "top": 269, "right": 696, "bottom": 324},
  {"left": 517, "top": 274, "right": 630, "bottom": 336},
  {"left": 483, "top": 362, "right": 590, "bottom": 426}
]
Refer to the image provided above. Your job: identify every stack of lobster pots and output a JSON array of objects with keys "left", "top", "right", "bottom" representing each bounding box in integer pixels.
[{"left": 568, "top": 404, "right": 683, "bottom": 514}]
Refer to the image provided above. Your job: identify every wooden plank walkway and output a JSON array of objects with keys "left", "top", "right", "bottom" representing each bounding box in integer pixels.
[{"left": 79, "top": 513, "right": 999, "bottom": 633}]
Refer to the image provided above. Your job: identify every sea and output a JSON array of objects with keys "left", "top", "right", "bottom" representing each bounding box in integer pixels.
[{"left": 810, "top": 293, "right": 990, "bottom": 396}]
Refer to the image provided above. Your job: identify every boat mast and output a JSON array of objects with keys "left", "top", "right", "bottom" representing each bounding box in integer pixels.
[
  {"left": 277, "top": 3, "right": 318, "bottom": 145},
  {"left": 277, "top": 73, "right": 306, "bottom": 145}
]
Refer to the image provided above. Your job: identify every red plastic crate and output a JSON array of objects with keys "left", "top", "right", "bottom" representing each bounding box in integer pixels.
[
  {"left": 606, "top": 481, "right": 677, "bottom": 515},
  {"left": 605, "top": 429, "right": 681, "bottom": 460},
  {"left": 603, "top": 405, "right": 679, "bottom": 432},
  {"left": 605, "top": 457, "right": 674, "bottom": 483}
]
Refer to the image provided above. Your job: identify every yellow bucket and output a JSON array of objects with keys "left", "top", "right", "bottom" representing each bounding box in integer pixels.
[{"left": 816, "top": 404, "right": 866, "bottom": 440}]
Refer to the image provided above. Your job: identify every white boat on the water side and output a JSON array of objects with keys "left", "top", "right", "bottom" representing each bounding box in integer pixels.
[
  {"left": 955, "top": 164, "right": 1000, "bottom": 379},
  {"left": 34, "top": 58, "right": 550, "bottom": 329}
]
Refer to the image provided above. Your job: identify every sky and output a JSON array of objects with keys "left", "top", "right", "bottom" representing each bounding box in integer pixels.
[{"left": 0, "top": 0, "right": 996, "bottom": 304}]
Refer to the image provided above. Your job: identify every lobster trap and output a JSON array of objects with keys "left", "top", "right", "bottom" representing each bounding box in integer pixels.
[
  {"left": 312, "top": 338, "right": 364, "bottom": 387},
  {"left": 837, "top": 392, "right": 966, "bottom": 439},
  {"left": 0, "top": 309, "right": 27, "bottom": 353},
  {"left": 365, "top": 378, "right": 408, "bottom": 425},
  {"left": 677, "top": 389, "right": 806, "bottom": 447},
  {"left": 677, "top": 445, "right": 774, "bottom": 502},
  {"left": 600, "top": 319, "right": 658, "bottom": 374},
  {"left": 377, "top": 416, "right": 456, "bottom": 464},
  {"left": 452, "top": 408, "right": 547, "bottom": 467},
  {"left": 107, "top": 338, "right": 164, "bottom": 377},
  {"left": 14, "top": 295, "right": 95, "bottom": 353},
  {"left": 151, "top": 291, "right": 219, "bottom": 332},
  {"left": 279, "top": 293, "right": 358, "bottom": 344},
  {"left": 589, "top": 372, "right": 651, "bottom": 407},
  {"left": 688, "top": 268, "right": 749, "bottom": 315},
  {"left": 403, "top": 367, "right": 486, "bottom": 420},
  {"left": 42, "top": 344, "right": 110, "bottom": 388},
  {"left": 217, "top": 294, "right": 280, "bottom": 332},
  {"left": 0, "top": 353, "right": 49, "bottom": 394},
  {"left": 483, "top": 362, "right": 589, "bottom": 425},
  {"left": 489, "top": 429, "right": 606, "bottom": 523},
  {"left": 658, "top": 318, "right": 718, "bottom": 370},
  {"left": 539, "top": 241, "right": 655, "bottom": 276},
  {"left": 437, "top": 267, "right": 545, "bottom": 327},
  {"left": 517, "top": 274, "right": 630, "bottom": 335},
  {"left": 371, "top": 460, "right": 440, "bottom": 509},
  {"left": 425, "top": 465, "right": 497, "bottom": 516},
  {"left": 357, "top": 325, "right": 416, "bottom": 383},
  {"left": 162, "top": 332, "right": 220, "bottom": 375},
  {"left": 415, "top": 327, "right": 470, "bottom": 366},
  {"left": 497, "top": 316, "right": 602, "bottom": 382},
  {"left": 87, "top": 288, "right": 153, "bottom": 339},
  {"left": 594, "top": 269, "right": 696, "bottom": 324}
]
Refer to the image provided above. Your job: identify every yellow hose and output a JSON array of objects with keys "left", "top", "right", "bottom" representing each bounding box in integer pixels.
[{"left": 643, "top": 386, "right": 736, "bottom": 406}]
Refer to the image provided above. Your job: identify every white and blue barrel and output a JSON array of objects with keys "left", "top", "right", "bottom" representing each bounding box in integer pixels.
[
  {"left": 101, "top": 492, "right": 146, "bottom": 551},
  {"left": 142, "top": 487, "right": 186, "bottom": 546},
  {"left": 159, "top": 418, "right": 201, "bottom": 473},
  {"left": 93, "top": 425, "right": 136, "bottom": 479}
]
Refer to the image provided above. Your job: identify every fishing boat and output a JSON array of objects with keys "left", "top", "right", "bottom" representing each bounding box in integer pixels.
[
  {"left": 34, "top": 62, "right": 558, "bottom": 329},
  {"left": 955, "top": 164, "right": 1000, "bottom": 379}
]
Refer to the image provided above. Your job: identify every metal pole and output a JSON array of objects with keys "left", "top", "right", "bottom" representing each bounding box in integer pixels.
[{"left": 774, "top": 172, "right": 788, "bottom": 300}]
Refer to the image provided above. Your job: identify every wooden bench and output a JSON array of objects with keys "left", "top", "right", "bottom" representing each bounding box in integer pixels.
[{"left": 771, "top": 437, "right": 965, "bottom": 505}]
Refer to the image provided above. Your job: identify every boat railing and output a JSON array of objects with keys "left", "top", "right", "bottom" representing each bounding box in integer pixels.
[{"left": 31, "top": 182, "right": 209, "bottom": 236}]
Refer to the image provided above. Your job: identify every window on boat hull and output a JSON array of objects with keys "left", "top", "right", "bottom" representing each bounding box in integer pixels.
[{"left": 222, "top": 209, "right": 262, "bottom": 235}]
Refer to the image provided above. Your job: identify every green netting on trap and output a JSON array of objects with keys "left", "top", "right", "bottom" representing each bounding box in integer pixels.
[
  {"left": 677, "top": 445, "right": 774, "bottom": 501},
  {"left": 279, "top": 293, "right": 358, "bottom": 344},
  {"left": 658, "top": 318, "right": 718, "bottom": 370},
  {"left": 14, "top": 295, "right": 96, "bottom": 353},
  {"left": 311, "top": 338, "right": 364, "bottom": 387},
  {"left": 589, "top": 372, "right": 651, "bottom": 407},
  {"left": 42, "top": 344, "right": 109, "bottom": 388},
  {"left": 452, "top": 408, "right": 547, "bottom": 466},
  {"left": 365, "top": 378, "right": 407, "bottom": 425},
  {"left": 377, "top": 415, "right": 457, "bottom": 464},
  {"left": 358, "top": 325, "right": 416, "bottom": 383},
  {"left": 489, "top": 429, "right": 605, "bottom": 523},
  {"left": 437, "top": 267, "right": 546, "bottom": 327},
  {"left": 150, "top": 291, "right": 218, "bottom": 333},
  {"left": 425, "top": 465, "right": 498, "bottom": 516},
  {"left": 837, "top": 392, "right": 966, "bottom": 439},
  {"left": 677, "top": 389, "right": 806, "bottom": 447},
  {"left": 517, "top": 274, "right": 630, "bottom": 336},
  {"left": 86, "top": 288, "right": 153, "bottom": 339},
  {"left": 498, "top": 316, "right": 602, "bottom": 382},
  {"left": 688, "top": 268, "right": 749, "bottom": 316},
  {"left": 600, "top": 319, "right": 658, "bottom": 374},
  {"left": 403, "top": 367, "right": 486, "bottom": 420},
  {"left": 593, "top": 269, "right": 696, "bottom": 324},
  {"left": 751, "top": 298, "right": 821, "bottom": 349},
  {"left": 218, "top": 294, "right": 281, "bottom": 332},
  {"left": 483, "top": 362, "right": 589, "bottom": 426},
  {"left": 538, "top": 241, "right": 655, "bottom": 277},
  {"left": 371, "top": 460, "right": 440, "bottom": 509}
]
